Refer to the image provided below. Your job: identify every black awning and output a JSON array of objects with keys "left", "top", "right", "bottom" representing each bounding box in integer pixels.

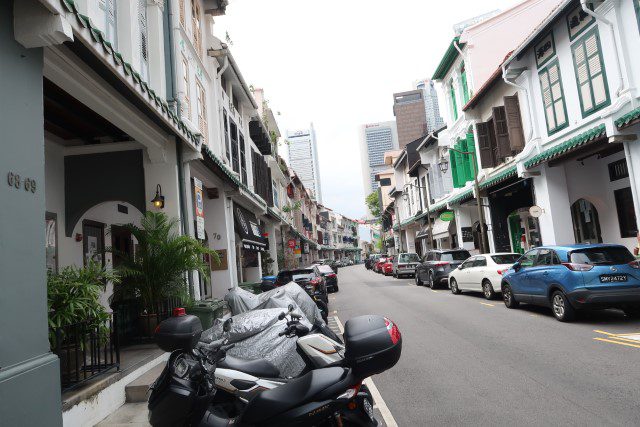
[{"left": 233, "top": 203, "right": 268, "bottom": 251}]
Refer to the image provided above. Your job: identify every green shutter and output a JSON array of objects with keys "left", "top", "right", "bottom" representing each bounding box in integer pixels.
[
  {"left": 461, "top": 67, "right": 470, "bottom": 105},
  {"left": 450, "top": 81, "right": 458, "bottom": 121},
  {"left": 455, "top": 142, "right": 466, "bottom": 186},
  {"left": 450, "top": 150, "right": 461, "bottom": 188},
  {"left": 538, "top": 59, "right": 568, "bottom": 135},
  {"left": 571, "top": 27, "right": 610, "bottom": 117},
  {"left": 466, "top": 132, "right": 476, "bottom": 179},
  {"left": 458, "top": 139, "right": 471, "bottom": 182}
]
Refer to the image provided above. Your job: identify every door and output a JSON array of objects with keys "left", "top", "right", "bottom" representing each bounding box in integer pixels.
[
  {"left": 83, "top": 220, "right": 105, "bottom": 267},
  {"left": 456, "top": 257, "right": 475, "bottom": 287},
  {"left": 111, "top": 225, "right": 133, "bottom": 269},
  {"left": 526, "top": 249, "right": 561, "bottom": 304},
  {"left": 470, "top": 256, "right": 488, "bottom": 290},
  {"left": 512, "top": 249, "right": 538, "bottom": 301}
]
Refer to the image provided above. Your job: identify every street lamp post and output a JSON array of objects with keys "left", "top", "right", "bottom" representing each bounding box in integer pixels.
[{"left": 439, "top": 148, "right": 488, "bottom": 254}]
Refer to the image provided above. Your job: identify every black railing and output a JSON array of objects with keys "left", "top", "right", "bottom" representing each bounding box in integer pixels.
[
  {"left": 51, "top": 315, "right": 120, "bottom": 392},
  {"left": 112, "top": 297, "right": 182, "bottom": 346}
]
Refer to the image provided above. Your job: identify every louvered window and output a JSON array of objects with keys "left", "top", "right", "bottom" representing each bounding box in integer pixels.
[
  {"left": 179, "top": 0, "right": 185, "bottom": 27},
  {"left": 138, "top": 0, "right": 149, "bottom": 81},
  {"left": 460, "top": 63, "right": 470, "bottom": 105},
  {"left": 539, "top": 60, "right": 568, "bottom": 134},
  {"left": 239, "top": 134, "right": 247, "bottom": 184},
  {"left": 449, "top": 80, "right": 458, "bottom": 121},
  {"left": 99, "top": 0, "right": 117, "bottom": 48},
  {"left": 230, "top": 121, "right": 239, "bottom": 173},
  {"left": 181, "top": 57, "right": 190, "bottom": 119},
  {"left": 191, "top": 0, "right": 202, "bottom": 56},
  {"left": 223, "top": 110, "right": 230, "bottom": 161},
  {"left": 196, "top": 82, "right": 207, "bottom": 144},
  {"left": 572, "top": 28, "right": 610, "bottom": 117}
]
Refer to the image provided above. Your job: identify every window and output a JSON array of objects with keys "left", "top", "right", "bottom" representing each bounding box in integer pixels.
[
  {"left": 179, "top": 0, "right": 185, "bottom": 27},
  {"left": 239, "top": 133, "right": 247, "bottom": 184},
  {"left": 536, "top": 249, "right": 560, "bottom": 266},
  {"left": 99, "top": 0, "right": 117, "bottom": 48},
  {"left": 608, "top": 158, "right": 629, "bottom": 181},
  {"left": 539, "top": 60, "right": 568, "bottom": 134},
  {"left": 196, "top": 82, "right": 207, "bottom": 144},
  {"left": 272, "top": 180, "right": 279, "bottom": 208},
  {"left": 441, "top": 251, "right": 471, "bottom": 261},
  {"left": 614, "top": 187, "right": 637, "bottom": 238},
  {"left": 572, "top": 28, "right": 610, "bottom": 117},
  {"left": 223, "top": 110, "right": 230, "bottom": 160},
  {"left": 449, "top": 80, "right": 458, "bottom": 121},
  {"left": 181, "top": 56, "right": 190, "bottom": 119},
  {"left": 472, "top": 256, "right": 487, "bottom": 267},
  {"left": 519, "top": 250, "right": 538, "bottom": 268},
  {"left": 230, "top": 121, "right": 239, "bottom": 173},
  {"left": 491, "top": 254, "right": 521, "bottom": 264},
  {"left": 460, "top": 63, "right": 470, "bottom": 105},
  {"left": 138, "top": 0, "right": 149, "bottom": 81},
  {"left": 191, "top": 0, "right": 202, "bottom": 56},
  {"left": 570, "top": 199, "right": 603, "bottom": 243},
  {"left": 570, "top": 246, "right": 634, "bottom": 265}
]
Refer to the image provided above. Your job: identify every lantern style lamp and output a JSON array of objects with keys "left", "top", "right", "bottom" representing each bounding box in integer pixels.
[
  {"left": 438, "top": 156, "right": 449, "bottom": 174},
  {"left": 151, "top": 184, "right": 165, "bottom": 209}
]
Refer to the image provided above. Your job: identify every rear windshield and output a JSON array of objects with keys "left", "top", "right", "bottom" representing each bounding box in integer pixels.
[
  {"left": 317, "top": 265, "right": 334, "bottom": 274},
  {"left": 570, "top": 247, "right": 634, "bottom": 265},
  {"left": 441, "top": 251, "right": 471, "bottom": 261},
  {"left": 399, "top": 253, "right": 420, "bottom": 263},
  {"left": 491, "top": 254, "right": 521, "bottom": 264}
]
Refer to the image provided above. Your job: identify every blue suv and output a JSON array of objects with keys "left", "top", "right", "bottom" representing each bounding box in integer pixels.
[{"left": 501, "top": 244, "right": 640, "bottom": 322}]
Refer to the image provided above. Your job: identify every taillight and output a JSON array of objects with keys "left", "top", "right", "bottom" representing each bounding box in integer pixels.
[
  {"left": 338, "top": 382, "right": 362, "bottom": 400},
  {"left": 434, "top": 261, "right": 450, "bottom": 267},
  {"left": 497, "top": 269, "right": 509, "bottom": 275},
  {"left": 173, "top": 307, "right": 186, "bottom": 316},
  {"left": 384, "top": 317, "right": 401, "bottom": 344},
  {"left": 629, "top": 260, "right": 640, "bottom": 269},
  {"left": 327, "top": 273, "right": 336, "bottom": 278},
  {"left": 562, "top": 262, "right": 594, "bottom": 271}
]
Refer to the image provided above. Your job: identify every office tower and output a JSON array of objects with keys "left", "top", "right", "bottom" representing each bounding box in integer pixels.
[
  {"left": 359, "top": 121, "right": 399, "bottom": 197},
  {"left": 393, "top": 89, "right": 428, "bottom": 147},
  {"left": 287, "top": 124, "right": 322, "bottom": 203},
  {"left": 415, "top": 78, "right": 445, "bottom": 132}
]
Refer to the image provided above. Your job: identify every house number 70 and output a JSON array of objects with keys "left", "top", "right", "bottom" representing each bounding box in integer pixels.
[{"left": 7, "top": 172, "right": 36, "bottom": 193}]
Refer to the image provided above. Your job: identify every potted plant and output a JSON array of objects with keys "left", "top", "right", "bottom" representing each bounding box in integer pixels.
[
  {"left": 47, "top": 261, "right": 119, "bottom": 374},
  {"left": 111, "top": 212, "right": 218, "bottom": 336}
]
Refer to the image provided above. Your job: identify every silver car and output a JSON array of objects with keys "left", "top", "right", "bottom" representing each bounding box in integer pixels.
[{"left": 392, "top": 253, "right": 421, "bottom": 278}]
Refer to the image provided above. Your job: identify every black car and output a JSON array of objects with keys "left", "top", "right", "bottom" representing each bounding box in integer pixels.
[
  {"left": 274, "top": 268, "right": 328, "bottom": 304},
  {"left": 315, "top": 264, "right": 339, "bottom": 292},
  {"left": 415, "top": 249, "right": 471, "bottom": 289},
  {"left": 365, "top": 254, "right": 384, "bottom": 270}
]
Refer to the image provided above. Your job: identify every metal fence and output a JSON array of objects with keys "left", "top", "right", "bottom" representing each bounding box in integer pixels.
[
  {"left": 112, "top": 297, "right": 182, "bottom": 346},
  {"left": 51, "top": 315, "right": 120, "bottom": 392}
]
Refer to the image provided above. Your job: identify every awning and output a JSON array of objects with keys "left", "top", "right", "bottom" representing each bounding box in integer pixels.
[
  {"left": 233, "top": 203, "right": 267, "bottom": 251},
  {"left": 432, "top": 218, "right": 452, "bottom": 240}
]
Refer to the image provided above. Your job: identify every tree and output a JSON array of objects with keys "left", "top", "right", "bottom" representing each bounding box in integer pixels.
[{"left": 365, "top": 192, "right": 381, "bottom": 219}]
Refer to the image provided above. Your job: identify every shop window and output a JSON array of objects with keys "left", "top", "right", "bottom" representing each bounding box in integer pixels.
[
  {"left": 449, "top": 80, "right": 458, "bottom": 121},
  {"left": 138, "top": 0, "right": 149, "bottom": 81},
  {"left": 99, "top": 0, "right": 117, "bottom": 49},
  {"left": 571, "top": 28, "right": 610, "bottom": 117},
  {"left": 539, "top": 60, "right": 568, "bottom": 134},
  {"left": 460, "top": 63, "right": 470, "bottom": 105},
  {"left": 614, "top": 187, "right": 637, "bottom": 238},
  {"left": 570, "top": 199, "right": 603, "bottom": 243},
  {"left": 608, "top": 158, "right": 629, "bottom": 182}
]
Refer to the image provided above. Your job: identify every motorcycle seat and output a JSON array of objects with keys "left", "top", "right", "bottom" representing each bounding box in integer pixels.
[
  {"left": 217, "top": 355, "right": 280, "bottom": 378},
  {"left": 240, "top": 367, "right": 348, "bottom": 424}
]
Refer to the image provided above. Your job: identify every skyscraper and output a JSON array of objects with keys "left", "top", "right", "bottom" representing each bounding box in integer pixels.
[
  {"left": 415, "top": 78, "right": 445, "bottom": 133},
  {"left": 392, "top": 89, "right": 427, "bottom": 147},
  {"left": 359, "top": 121, "right": 399, "bottom": 197},
  {"left": 287, "top": 124, "right": 322, "bottom": 203}
]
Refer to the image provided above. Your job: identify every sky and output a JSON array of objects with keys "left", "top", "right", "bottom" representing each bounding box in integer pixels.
[{"left": 214, "top": 0, "right": 523, "bottom": 226}]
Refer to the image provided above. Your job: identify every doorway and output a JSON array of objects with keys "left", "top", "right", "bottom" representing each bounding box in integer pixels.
[
  {"left": 111, "top": 225, "right": 133, "bottom": 269},
  {"left": 571, "top": 199, "right": 602, "bottom": 244},
  {"left": 83, "top": 220, "right": 105, "bottom": 267}
]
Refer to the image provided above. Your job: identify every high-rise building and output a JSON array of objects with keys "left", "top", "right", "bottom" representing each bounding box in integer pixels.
[
  {"left": 286, "top": 124, "right": 322, "bottom": 203},
  {"left": 415, "top": 79, "right": 445, "bottom": 132},
  {"left": 359, "top": 121, "right": 398, "bottom": 197},
  {"left": 392, "top": 89, "right": 427, "bottom": 147}
]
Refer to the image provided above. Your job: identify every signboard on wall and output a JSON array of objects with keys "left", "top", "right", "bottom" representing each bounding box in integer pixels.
[
  {"left": 210, "top": 249, "right": 228, "bottom": 271},
  {"left": 193, "top": 177, "right": 205, "bottom": 240},
  {"left": 461, "top": 227, "right": 474, "bottom": 243}
]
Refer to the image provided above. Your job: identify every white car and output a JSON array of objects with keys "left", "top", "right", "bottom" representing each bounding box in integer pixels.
[{"left": 448, "top": 253, "right": 521, "bottom": 299}]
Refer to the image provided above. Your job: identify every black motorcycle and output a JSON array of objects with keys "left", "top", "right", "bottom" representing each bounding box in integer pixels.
[{"left": 148, "top": 309, "right": 402, "bottom": 426}]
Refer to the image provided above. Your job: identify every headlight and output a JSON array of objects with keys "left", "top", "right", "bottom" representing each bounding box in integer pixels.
[{"left": 172, "top": 355, "right": 190, "bottom": 378}]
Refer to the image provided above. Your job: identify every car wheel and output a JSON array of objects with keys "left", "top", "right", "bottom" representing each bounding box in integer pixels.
[
  {"left": 428, "top": 272, "right": 436, "bottom": 289},
  {"left": 551, "top": 291, "right": 575, "bottom": 322},
  {"left": 450, "top": 278, "right": 461, "bottom": 295},
  {"left": 482, "top": 280, "right": 496, "bottom": 300},
  {"left": 415, "top": 274, "right": 423, "bottom": 286},
  {"left": 502, "top": 284, "right": 519, "bottom": 308},
  {"left": 623, "top": 306, "right": 640, "bottom": 318},
  {"left": 334, "top": 285, "right": 339, "bottom": 292}
]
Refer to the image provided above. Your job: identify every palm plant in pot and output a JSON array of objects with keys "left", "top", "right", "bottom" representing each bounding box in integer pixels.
[
  {"left": 111, "top": 212, "right": 218, "bottom": 336},
  {"left": 47, "top": 261, "right": 120, "bottom": 375}
]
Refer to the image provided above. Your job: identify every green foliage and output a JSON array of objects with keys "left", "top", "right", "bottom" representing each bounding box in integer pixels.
[
  {"left": 47, "top": 261, "right": 119, "bottom": 348},
  {"left": 365, "top": 192, "right": 382, "bottom": 219},
  {"left": 111, "top": 212, "right": 218, "bottom": 312},
  {"left": 281, "top": 200, "right": 302, "bottom": 213}
]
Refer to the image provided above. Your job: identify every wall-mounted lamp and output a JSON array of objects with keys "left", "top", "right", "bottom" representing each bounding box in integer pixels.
[
  {"left": 151, "top": 184, "right": 165, "bottom": 209},
  {"left": 438, "top": 156, "right": 449, "bottom": 174}
]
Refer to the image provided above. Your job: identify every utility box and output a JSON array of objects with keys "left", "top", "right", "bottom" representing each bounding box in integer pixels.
[{"left": 186, "top": 300, "right": 224, "bottom": 330}]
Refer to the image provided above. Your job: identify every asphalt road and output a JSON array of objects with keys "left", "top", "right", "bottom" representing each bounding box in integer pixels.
[{"left": 331, "top": 265, "right": 640, "bottom": 427}]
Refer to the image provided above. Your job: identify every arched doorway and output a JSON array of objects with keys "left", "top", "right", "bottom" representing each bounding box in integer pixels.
[
  {"left": 507, "top": 208, "right": 542, "bottom": 254},
  {"left": 571, "top": 199, "right": 602, "bottom": 244}
]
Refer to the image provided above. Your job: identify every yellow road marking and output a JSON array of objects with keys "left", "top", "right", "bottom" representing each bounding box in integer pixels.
[
  {"left": 606, "top": 336, "right": 640, "bottom": 345},
  {"left": 593, "top": 329, "right": 617, "bottom": 336},
  {"left": 480, "top": 302, "right": 495, "bottom": 307},
  {"left": 593, "top": 337, "right": 640, "bottom": 349},
  {"left": 430, "top": 290, "right": 439, "bottom": 293}
]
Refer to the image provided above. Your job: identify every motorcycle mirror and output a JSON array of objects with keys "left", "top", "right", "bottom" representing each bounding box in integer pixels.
[
  {"left": 291, "top": 312, "right": 302, "bottom": 320},
  {"left": 223, "top": 318, "right": 233, "bottom": 333},
  {"left": 278, "top": 312, "right": 286, "bottom": 320},
  {"left": 288, "top": 303, "right": 294, "bottom": 312}
]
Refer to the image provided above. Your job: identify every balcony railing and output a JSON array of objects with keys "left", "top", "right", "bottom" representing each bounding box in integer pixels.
[{"left": 51, "top": 315, "right": 120, "bottom": 392}]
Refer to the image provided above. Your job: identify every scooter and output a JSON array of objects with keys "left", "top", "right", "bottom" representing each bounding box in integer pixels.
[{"left": 149, "top": 308, "right": 402, "bottom": 426}]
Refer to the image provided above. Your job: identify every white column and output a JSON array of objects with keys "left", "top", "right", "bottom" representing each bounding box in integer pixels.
[
  {"left": 532, "top": 164, "right": 574, "bottom": 245},
  {"left": 454, "top": 207, "right": 475, "bottom": 251}
]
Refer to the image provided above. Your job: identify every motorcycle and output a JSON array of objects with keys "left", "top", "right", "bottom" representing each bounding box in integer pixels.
[{"left": 149, "top": 308, "right": 402, "bottom": 426}]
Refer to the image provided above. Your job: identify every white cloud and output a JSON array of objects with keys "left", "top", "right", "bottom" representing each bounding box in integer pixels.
[{"left": 215, "top": 0, "right": 522, "bottom": 219}]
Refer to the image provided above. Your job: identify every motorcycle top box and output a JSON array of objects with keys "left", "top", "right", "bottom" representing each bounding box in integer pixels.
[
  {"left": 343, "top": 315, "right": 402, "bottom": 379},
  {"left": 154, "top": 308, "right": 203, "bottom": 352}
]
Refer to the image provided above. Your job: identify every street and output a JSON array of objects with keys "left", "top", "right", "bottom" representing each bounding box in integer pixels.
[{"left": 332, "top": 265, "right": 640, "bottom": 427}]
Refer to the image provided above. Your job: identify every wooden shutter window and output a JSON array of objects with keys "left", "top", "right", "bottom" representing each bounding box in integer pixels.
[
  {"left": 504, "top": 95, "right": 525, "bottom": 153},
  {"left": 492, "top": 106, "right": 511, "bottom": 161},
  {"left": 476, "top": 122, "right": 495, "bottom": 169},
  {"left": 197, "top": 82, "right": 207, "bottom": 144},
  {"left": 179, "top": 0, "right": 185, "bottom": 27},
  {"left": 191, "top": 0, "right": 202, "bottom": 57},
  {"left": 465, "top": 132, "right": 477, "bottom": 178},
  {"left": 572, "top": 28, "right": 610, "bottom": 116}
]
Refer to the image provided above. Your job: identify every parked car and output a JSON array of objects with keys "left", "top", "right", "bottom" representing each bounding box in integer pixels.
[
  {"left": 382, "top": 256, "right": 395, "bottom": 276},
  {"left": 501, "top": 244, "right": 640, "bottom": 322},
  {"left": 415, "top": 249, "right": 471, "bottom": 289},
  {"left": 366, "top": 254, "right": 383, "bottom": 270},
  {"left": 448, "top": 253, "right": 521, "bottom": 299},
  {"left": 374, "top": 257, "right": 388, "bottom": 274},
  {"left": 392, "top": 253, "right": 421, "bottom": 278},
  {"left": 315, "top": 264, "right": 339, "bottom": 292}
]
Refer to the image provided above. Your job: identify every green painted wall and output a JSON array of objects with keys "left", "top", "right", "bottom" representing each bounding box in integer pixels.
[{"left": 0, "top": 0, "right": 62, "bottom": 424}]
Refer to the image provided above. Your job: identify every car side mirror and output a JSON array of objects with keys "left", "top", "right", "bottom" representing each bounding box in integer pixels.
[{"left": 512, "top": 262, "right": 521, "bottom": 271}]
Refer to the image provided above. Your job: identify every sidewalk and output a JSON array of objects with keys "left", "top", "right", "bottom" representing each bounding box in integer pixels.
[{"left": 96, "top": 403, "right": 149, "bottom": 426}]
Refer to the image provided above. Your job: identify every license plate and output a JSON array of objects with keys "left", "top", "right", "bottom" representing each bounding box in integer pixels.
[
  {"left": 600, "top": 274, "right": 628, "bottom": 283},
  {"left": 363, "top": 397, "right": 374, "bottom": 421}
]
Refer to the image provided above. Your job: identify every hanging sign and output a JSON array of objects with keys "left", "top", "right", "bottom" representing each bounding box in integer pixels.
[
  {"left": 193, "top": 177, "right": 205, "bottom": 240},
  {"left": 439, "top": 210, "right": 455, "bottom": 222}
]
